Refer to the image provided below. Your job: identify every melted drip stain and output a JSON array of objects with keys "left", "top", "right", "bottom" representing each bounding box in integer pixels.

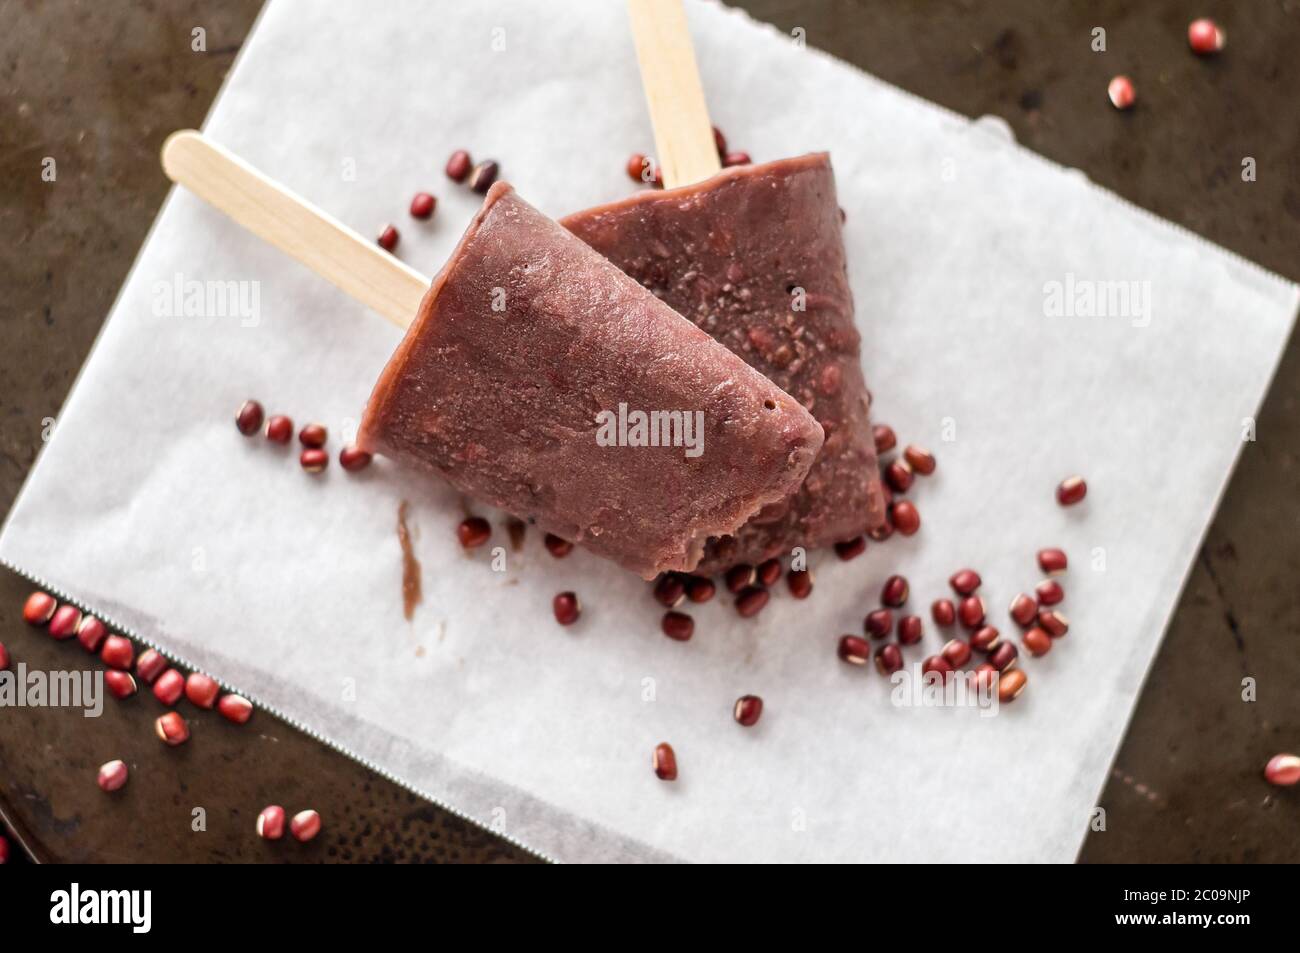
[{"left": 397, "top": 500, "right": 423, "bottom": 621}]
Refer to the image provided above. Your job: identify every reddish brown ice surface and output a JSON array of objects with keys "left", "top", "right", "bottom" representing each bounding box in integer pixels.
[
  {"left": 562, "top": 153, "right": 887, "bottom": 573},
  {"left": 358, "top": 182, "right": 824, "bottom": 579}
]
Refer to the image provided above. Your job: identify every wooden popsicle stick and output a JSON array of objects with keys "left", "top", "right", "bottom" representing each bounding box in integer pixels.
[
  {"left": 160, "top": 130, "right": 429, "bottom": 329},
  {"left": 626, "top": 0, "right": 721, "bottom": 189}
]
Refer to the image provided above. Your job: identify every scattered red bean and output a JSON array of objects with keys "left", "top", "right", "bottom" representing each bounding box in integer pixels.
[
  {"left": 653, "top": 742, "right": 678, "bottom": 781},
  {"left": 989, "top": 642, "right": 1019, "bottom": 672},
  {"left": 543, "top": 533, "right": 574, "bottom": 559},
  {"left": 290, "top": 809, "right": 322, "bottom": 843},
  {"left": 661, "top": 611, "right": 694, "bottom": 641},
  {"left": 1035, "top": 579, "right": 1064, "bottom": 606},
  {"left": 949, "top": 569, "right": 981, "bottom": 596},
  {"left": 973, "top": 663, "right": 999, "bottom": 694},
  {"left": 757, "top": 558, "right": 782, "bottom": 588},
  {"left": 958, "top": 596, "right": 986, "bottom": 629},
  {"left": 97, "top": 760, "right": 128, "bottom": 793},
  {"left": 0, "top": 642, "right": 8, "bottom": 671},
  {"left": 456, "top": 516, "right": 492, "bottom": 549},
  {"left": 217, "top": 693, "right": 254, "bottom": 725},
  {"left": 971, "top": 625, "right": 1001, "bottom": 652},
  {"left": 1188, "top": 18, "right": 1224, "bottom": 55},
  {"left": 1057, "top": 475, "right": 1087, "bottom": 505},
  {"left": 735, "top": 586, "right": 769, "bottom": 618},
  {"left": 409, "top": 191, "right": 436, "bottom": 220},
  {"left": 185, "top": 672, "right": 220, "bottom": 709},
  {"left": 903, "top": 445, "right": 936, "bottom": 475},
  {"left": 837, "top": 635, "right": 871, "bottom": 666},
  {"left": 881, "top": 574, "right": 909, "bottom": 608},
  {"left": 626, "top": 153, "right": 648, "bottom": 183},
  {"left": 997, "top": 668, "right": 1028, "bottom": 703},
  {"left": 921, "top": 655, "right": 953, "bottom": 679},
  {"left": 553, "top": 591, "right": 581, "bottom": 626},
  {"left": 872, "top": 424, "right": 896, "bottom": 453},
  {"left": 1037, "top": 548, "right": 1068, "bottom": 575},
  {"left": 264, "top": 414, "right": 293, "bottom": 444},
  {"left": 1264, "top": 754, "right": 1300, "bottom": 787},
  {"left": 897, "top": 614, "right": 924, "bottom": 646},
  {"left": 235, "top": 399, "right": 264, "bottom": 436},
  {"left": 153, "top": 668, "right": 184, "bottom": 706},
  {"left": 339, "top": 445, "right": 372, "bottom": 472},
  {"left": 1107, "top": 76, "right": 1135, "bottom": 111},
  {"left": 298, "top": 423, "right": 327, "bottom": 448},
  {"left": 712, "top": 126, "right": 727, "bottom": 156},
  {"left": 864, "top": 609, "right": 893, "bottom": 639},
  {"left": 76, "top": 615, "right": 107, "bottom": 653},
  {"left": 154, "top": 711, "right": 189, "bottom": 746},
  {"left": 685, "top": 575, "right": 716, "bottom": 603},
  {"left": 1038, "top": 610, "right": 1069, "bottom": 638},
  {"left": 105, "top": 670, "right": 138, "bottom": 700},
  {"left": 892, "top": 501, "right": 921, "bottom": 536},
  {"left": 931, "top": 599, "right": 956, "bottom": 626},
  {"left": 733, "top": 695, "right": 763, "bottom": 727},
  {"left": 257, "top": 805, "right": 286, "bottom": 840},
  {"left": 834, "top": 536, "right": 866, "bottom": 561},
  {"left": 1023, "top": 627, "right": 1052, "bottom": 657},
  {"left": 652, "top": 166, "right": 663, "bottom": 188},
  {"left": 468, "top": 160, "right": 499, "bottom": 193},
  {"left": 377, "top": 224, "right": 400, "bottom": 251},
  {"left": 884, "top": 459, "right": 914, "bottom": 493},
  {"left": 101, "top": 635, "right": 134, "bottom": 670},
  {"left": 653, "top": 574, "right": 686, "bottom": 608},
  {"left": 47, "top": 604, "right": 81, "bottom": 640},
  {"left": 725, "top": 563, "right": 756, "bottom": 592},
  {"left": 942, "top": 639, "right": 972, "bottom": 668},
  {"left": 786, "top": 569, "right": 812, "bottom": 600},
  {"left": 868, "top": 520, "right": 894, "bottom": 542},
  {"left": 299, "top": 448, "right": 328, "bottom": 473},
  {"left": 135, "top": 649, "right": 166, "bottom": 684},
  {"left": 875, "top": 643, "right": 903, "bottom": 676},
  {"left": 722, "top": 151, "right": 751, "bottom": 167},
  {"left": 445, "top": 149, "right": 472, "bottom": 183},
  {"left": 22, "top": 591, "right": 57, "bottom": 626},
  {"left": 1009, "top": 593, "right": 1038, "bottom": 627}
]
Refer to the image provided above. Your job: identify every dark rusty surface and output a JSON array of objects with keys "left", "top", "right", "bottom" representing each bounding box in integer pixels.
[{"left": 1, "top": 0, "right": 1297, "bottom": 863}]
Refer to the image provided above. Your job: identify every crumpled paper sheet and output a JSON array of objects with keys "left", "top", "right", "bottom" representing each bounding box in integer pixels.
[{"left": 2, "top": 0, "right": 1296, "bottom": 863}]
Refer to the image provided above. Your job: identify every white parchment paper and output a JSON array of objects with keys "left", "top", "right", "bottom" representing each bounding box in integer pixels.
[{"left": 3, "top": 0, "right": 1296, "bottom": 863}]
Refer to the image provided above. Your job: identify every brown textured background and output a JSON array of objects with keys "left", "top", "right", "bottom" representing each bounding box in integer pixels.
[{"left": 1, "top": 0, "right": 1296, "bottom": 863}]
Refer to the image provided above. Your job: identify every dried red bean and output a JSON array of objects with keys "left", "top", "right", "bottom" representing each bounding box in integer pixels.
[
  {"left": 884, "top": 459, "right": 914, "bottom": 493},
  {"left": 1107, "top": 76, "right": 1135, "bottom": 110},
  {"left": 970, "top": 625, "right": 1001, "bottom": 652},
  {"left": 786, "top": 569, "right": 812, "bottom": 600},
  {"left": 257, "top": 805, "right": 286, "bottom": 840},
  {"left": 626, "top": 153, "right": 647, "bottom": 183},
  {"left": 299, "top": 448, "right": 328, "bottom": 473},
  {"left": 722, "top": 151, "right": 751, "bottom": 167},
  {"left": 653, "top": 574, "right": 686, "bottom": 608},
  {"left": 153, "top": 669, "right": 184, "bottom": 706},
  {"left": 76, "top": 615, "right": 107, "bottom": 653},
  {"left": 263, "top": 414, "right": 292, "bottom": 444},
  {"left": 989, "top": 642, "right": 1019, "bottom": 672},
  {"left": 949, "top": 569, "right": 982, "bottom": 596},
  {"left": 881, "top": 574, "right": 909, "bottom": 608},
  {"left": 409, "top": 191, "right": 436, "bottom": 220},
  {"left": 1008, "top": 593, "right": 1038, "bottom": 627},
  {"left": 712, "top": 126, "right": 727, "bottom": 156},
  {"left": 1265, "top": 754, "right": 1300, "bottom": 787},
  {"left": 105, "top": 670, "right": 138, "bottom": 700},
  {"left": 837, "top": 635, "right": 871, "bottom": 666},
  {"left": 891, "top": 501, "right": 920, "bottom": 536},
  {"left": 97, "top": 760, "right": 128, "bottom": 793},
  {"left": 135, "top": 649, "right": 167, "bottom": 684},
  {"left": 972, "top": 663, "right": 998, "bottom": 694},
  {"left": 457, "top": 516, "right": 492, "bottom": 549},
  {"left": 897, "top": 614, "right": 923, "bottom": 646},
  {"left": 903, "top": 445, "right": 936, "bottom": 475},
  {"left": 725, "top": 564, "right": 756, "bottom": 593},
  {"left": 1037, "top": 548, "right": 1068, "bottom": 575},
  {"left": 921, "top": 655, "right": 953, "bottom": 679},
  {"left": 543, "top": 533, "right": 574, "bottom": 559},
  {"left": 685, "top": 575, "right": 716, "bottom": 603},
  {"left": 154, "top": 711, "right": 189, "bottom": 746},
  {"left": 377, "top": 224, "right": 400, "bottom": 251},
  {"left": 1056, "top": 475, "right": 1087, "bottom": 505},
  {"left": 868, "top": 520, "right": 894, "bottom": 542},
  {"left": 299, "top": 423, "right": 327, "bottom": 448},
  {"left": 235, "top": 399, "right": 264, "bottom": 436},
  {"left": 468, "top": 160, "right": 499, "bottom": 193},
  {"left": 661, "top": 611, "right": 694, "bottom": 642},
  {"left": 185, "top": 672, "right": 220, "bottom": 709},
  {"left": 445, "top": 149, "right": 472, "bottom": 182},
  {"left": 874, "top": 643, "right": 903, "bottom": 676},
  {"left": 1023, "top": 627, "right": 1052, "bottom": 657},
  {"left": 931, "top": 599, "right": 956, "bottom": 626},
  {"left": 958, "top": 596, "right": 986, "bottom": 629},
  {"left": 864, "top": 608, "right": 893, "bottom": 639},
  {"left": 942, "top": 639, "right": 972, "bottom": 668},
  {"left": 553, "top": 592, "right": 581, "bottom": 626},
  {"left": 872, "top": 424, "right": 897, "bottom": 453},
  {"left": 653, "top": 742, "right": 678, "bottom": 781},
  {"left": 48, "top": 605, "right": 81, "bottom": 640},
  {"left": 1035, "top": 579, "right": 1064, "bottom": 606},
  {"left": 22, "top": 591, "right": 57, "bottom": 625},
  {"left": 217, "top": 693, "right": 254, "bottom": 725},
  {"left": 757, "top": 558, "right": 782, "bottom": 588},
  {"left": 834, "top": 537, "right": 866, "bottom": 561},
  {"left": 339, "top": 445, "right": 372, "bottom": 472},
  {"left": 1038, "top": 610, "right": 1069, "bottom": 638},
  {"left": 735, "top": 587, "right": 769, "bottom": 618},
  {"left": 997, "top": 668, "right": 1028, "bottom": 703},
  {"left": 290, "top": 809, "right": 322, "bottom": 843},
  {"left": 101, "top": 635, "right": 134, "bottom": 670},
  {"left": 733, "top": 695, "right": 763, "bottom": 727},
  {"left": 1188, "top": 18, "right": 1224, "bottom": 55}
]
